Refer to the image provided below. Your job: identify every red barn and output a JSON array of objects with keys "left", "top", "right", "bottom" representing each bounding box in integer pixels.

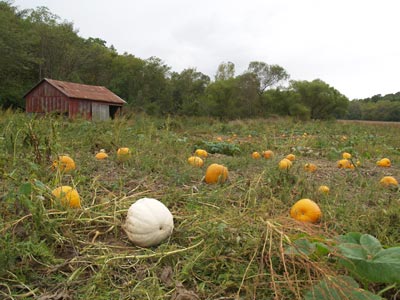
[{"left": 24, "top": 78, "right": 126, "bottom": 120}]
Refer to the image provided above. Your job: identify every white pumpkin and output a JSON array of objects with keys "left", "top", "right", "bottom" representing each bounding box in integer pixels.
[{"left": 123, "top": 198, "right": 174, "bottom": 247}]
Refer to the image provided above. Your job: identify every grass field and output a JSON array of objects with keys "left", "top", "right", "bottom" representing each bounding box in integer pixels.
[{"left": 1, "top": 111, "right": 399, "bottom": 299}]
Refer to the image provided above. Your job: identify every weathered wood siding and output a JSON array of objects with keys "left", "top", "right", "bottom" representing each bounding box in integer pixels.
[
  {"left": 25, "top": 81, "right": 69, "bottom": 113},
  {"left": 69, "top": 99, "right": 91, "bottom": 119},
  {"left": 92, "top": 102, "right": 110, "bottom": 121}
]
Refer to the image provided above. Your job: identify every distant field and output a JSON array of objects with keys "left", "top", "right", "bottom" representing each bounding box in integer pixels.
[
  {"left": 339, "top": 119, "right": 400, "bottom": 126},
  {"left": 1, "top": 112, "right": 399, "bottom": 299}
]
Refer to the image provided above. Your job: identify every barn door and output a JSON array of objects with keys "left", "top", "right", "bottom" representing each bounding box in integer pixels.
[{"left": 92, "top": 102, "right": 109, "bottom": 121}]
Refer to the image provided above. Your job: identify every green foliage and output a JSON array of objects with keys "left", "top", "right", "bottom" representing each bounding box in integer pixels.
[
  {"left": 290, "top": 79, "right": 349, "bottom": 119},
  {"left": 347, "top": 91, "right": 400, "bottom": 121},
  {"left": 305, "top": 276, "right": 383, "bottom": 300},
  {"left": 347, "top": 99, "right": 400, "bottom": 121},
  {"left": 169, "top": 68, "right": 210, "bottom": 116},
  {"left": 194, "top": 141, "right": 241, "bottom": 156},
  {"left": 289, "top": 102, "right": 311, "bottom": 121},
  {"left": 247, "top": 61, "right": 290, "bottom": 94},
  {"left": 203, "top": 78, "right": 237, "bottom": 118},
  {"left": 337, "top": 232, "right": 400, "bottom": 284},
  {"left": 286, "top": 232, "right": 400, "bottom": 298},
  {"left": 0, "top": 234, "right": 55, "bottom": 277},
  {"left": 215, "top": 61, "right": 235, "bottom": 81},
  {"left": 0, "top": 2, "right": 38, "bottom": 108},
  {"left": 284, "top": 238, "right": 330, "bottom": 258},
  {"left": 357, "top": 92, "right": 400, "bottom": 103}
]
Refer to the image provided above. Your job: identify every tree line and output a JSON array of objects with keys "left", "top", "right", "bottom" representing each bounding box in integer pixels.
[
  {"left": 346, "top": 92, "right": 400, "bottom": 122},
  {"left": 1, "top": 1, "right": 350, "bottom": 120}
]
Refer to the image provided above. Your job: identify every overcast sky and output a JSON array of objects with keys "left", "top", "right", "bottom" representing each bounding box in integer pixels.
[{"left": 13, "top": 0, "right": 400, "bottom": 99}]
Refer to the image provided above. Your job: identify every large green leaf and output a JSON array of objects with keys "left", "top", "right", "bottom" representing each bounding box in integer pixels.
[
  {"left": 359, "top": 235, "right": 382, "bottom": 256},
  {"left": 284, "top": 238, "right": 331, "bottom": 257},
  {"left": 284, "top": 238, "right": 316, "bottom": 256},
  {"left": 304, "top": 275, "right": 382, "bottom": 300},
  {"left": 337, "top": 232, "right": 362, "bottom": 244},
  {"left": 338, "top": 233, "right": 400, "bottom": 283},
  {"left": 193, "top": 141, "right": 241, "bottom": 156}
]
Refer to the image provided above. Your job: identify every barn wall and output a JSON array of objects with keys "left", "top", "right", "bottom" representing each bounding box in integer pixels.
[
  {"left": 92, "top": 102, "right": 110, "bottom": 121},
  {"left": 25, "top": 82, "right": 69, "bottom": 113},
  {"left": 69, "top": 99, "right": 92, "bottom": 119}
]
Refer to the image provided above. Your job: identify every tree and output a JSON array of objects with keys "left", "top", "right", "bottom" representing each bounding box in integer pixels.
[
  {"left": 247, "top": 61, "right": 290, "bottom": 95},
  {"left": 203, "top": 78, "right": 237, "bottom": 119},
  {"left": 78, "top": 36, "right": 117, "bottom": 85},
  {"left": 0, "top": 1, "right": 39, "bottom": 108},
  {"left": 108, "top": 53, "right": 146, "bottom": 105},
  {"left": 170, "top": 68, "right": 210, "bottom": 115},
  {"left": 290, "top": 79, "right": 349, "bottom": 119},
  {"left": 140, "top": 56, "right": 171, "bottom": 115},
  {"left": 234, "top": 73, "right": 261, "bottom": 117},
  {"left": 346, "top": 100, "right": 362, "bottom": 120},
  {"left": 16, "top": 6, "right": 90, "bottom": 84},
  {"left": 262, "top": 89, "right": 300, "bottom": 117},
  {"left": 215, "top": 61, "right": 235, "bottom": 81}
]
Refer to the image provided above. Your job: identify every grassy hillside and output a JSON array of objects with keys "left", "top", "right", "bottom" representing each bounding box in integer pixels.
[{"left": 1, "top": 111, "right": 399, "bottom": 299}]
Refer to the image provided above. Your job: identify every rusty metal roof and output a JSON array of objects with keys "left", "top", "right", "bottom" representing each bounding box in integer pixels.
[{"left": 26, "top": 78, "right": 126, "bottom": 105}]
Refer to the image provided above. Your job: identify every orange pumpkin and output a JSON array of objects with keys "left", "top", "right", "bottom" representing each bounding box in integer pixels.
[
  {"left": 286, "top": 154, "right": 296, "bottom": 161},
  {"left": 52, "top": 186, "right": 81, "bottom": 208},
  {"left": 262, "top": 150, "right": 274, "bottom": 159},
  {"left": 95, "top": 149, "right": 108, "bottom": 160},
  {"left": 318, "top": 185, "right": 330, "bottom": 194},
  {"left": 117, "top": 147, "right": 131, "bottom": 162},
  {"left": 342, "top": 152, "right": 352, "bottom": 159},
  {"left": 279, "top": 158, "right": 292, "bottom": 170},
  {"left": 290, "top": 199, "right": 321, "bottom": 223},
  {"left": 251, "top": 151, "right": 261, "bottom": 159},
  {"left": 205, "top": 163, "right": 228, "bottom": 184},
  {"left": 377, "top": 158, "right": 391, "bottom": 168},
  {"left": 195, "top": 149, "right": 208, "bottom": 158},
  {"left": 52, "top": 155, "right": 76, "bottom": 172},
  {"left": 379, "top": 176, "right": 398, "bottom": 187},
  {"left": 337, "top": 159, "right": 354, "bottom": 169},
  {"left": 304, "top": 163, "right": 317, "bottom": 173},
  {"left": 188, "top": 156, "right": 204, "bottom": 167}
]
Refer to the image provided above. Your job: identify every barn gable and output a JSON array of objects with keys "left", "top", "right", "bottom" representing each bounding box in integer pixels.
[{"left": 24, "top": 78, "right": 126, "bottom": 120}]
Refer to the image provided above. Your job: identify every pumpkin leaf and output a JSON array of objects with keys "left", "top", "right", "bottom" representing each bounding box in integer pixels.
[
  {"left": 193, "top": 141, "right": 241, "bottom": 156},
  {"left": 337, "top": 232, "right": 363, "bottom": 244},
  {"left": 338, "top": 243, "right": 368, "bottom": 260},
  {"left": 284, "top": 238, "right": 331, "bottom": 258},
  {"left": 315, "top": 242, "right": 331, "bottom": 256},
  {"left": 18, "top": 182, "right": 32, "bottom": 196},
  {"left": 359, "top": 234, "right": 382, "bottom": 256},
  {"left": 285, "top": 238, "right": 316, "bottom": 256},
  {"left": 33, "top": 179, "right": 49, "bottom": 192},
  {"left": 304, "top": 275, "right": 383, "bottom": 300},
  {"left": 338, "top": 233, "right": 400, "bottom": 283}
]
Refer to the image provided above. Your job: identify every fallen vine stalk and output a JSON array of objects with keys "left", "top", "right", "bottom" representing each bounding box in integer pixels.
[{"left": 97, "top": 239, "right": 205, "bottom": 264}]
